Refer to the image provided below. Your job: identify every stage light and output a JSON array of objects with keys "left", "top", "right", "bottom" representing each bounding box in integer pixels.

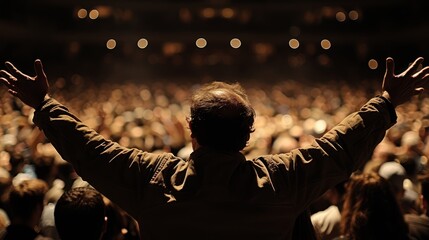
[
  {"left": 368, "top": 59, "right": 378, "bottom": 69},
  {"left": 89, "top": 9, "right": 99, "bottom": 20},
  {"left": 336, "top": 12, "right": 346, "bottom": 22},
  {"left": 230, "top": 38, "right": 241, "bottom": 48},
  {"left": 77, "top": 9, "right": 87, "bottom": 19},
  {"left": 349, "top": 10, "right": 359, "bottom": 20},
  {"left": 289, "top": 39, "right": 300, "bottom": 49},
  {"left": 137, "top": 38, "right": 149, "bottom": 49},
  {"left": 196, "top": 38, "right": 207, "bottom": 48},
  {"left": 106, "top": 39, "right": 116, "bottom": 49},
  {"left": 321, "top": 39, "right": 331, "bottom": 50}
]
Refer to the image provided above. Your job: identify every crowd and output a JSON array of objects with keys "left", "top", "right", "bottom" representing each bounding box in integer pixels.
[{"left": 0, "top": 66, "right": 429, "bottom": 239}]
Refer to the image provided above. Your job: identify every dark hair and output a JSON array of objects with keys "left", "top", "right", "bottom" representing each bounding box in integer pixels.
[
  {"left": 189, "top": 81, "right": 255, "bottom": 152},
  {"left": 54, "top": 187, "right": 106, "bottom": 240},
  {"left": 8, "top": 178, "right": 48, "bottom": 220},
  {"left": 340, "top": 172, "right": 409, "bottom": 240}
]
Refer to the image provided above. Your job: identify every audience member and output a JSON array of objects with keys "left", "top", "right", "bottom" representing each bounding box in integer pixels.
[
  {"left": 337, "top": 172, "right": 409, "bottom": 240},
  {"left": 0, "top": 168, "right": 12, "bottom": 237},
  {"left": 311, "top": 181, "right": 347, "bottom": 240},
  {"left": 0, "top": 178, "right": 51, "bottom": 240},
  {"left": 405, "top": 176, "right": 429, "bottom": 240},
  {"left": 1, "top": 57, "right": 428, "bottom": 239},
  {"left": 54, "top": 186, "right": 106, "bottom": 240},
  {"left": 378, "top": 161, "right": 407, "bottom": 202}
]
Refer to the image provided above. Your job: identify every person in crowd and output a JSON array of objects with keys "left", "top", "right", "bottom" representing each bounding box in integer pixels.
[
  {"left": 405, "top": 176, "right": 429, "bottom": 240},
  {"left": 311, "top": 181, "right": 347, "bottom": 240},
  {"left": 54, "top": 186, "right": 106, "bottom": 240},
  {"left": 337, "top": 172, "right": 409, "bottom": 240},
  {"left": 0, "top": 168, "right": 12, "bottom": 237},
  {"left": 0, "top": 57, "right": 428, "bottom": 240},
  {"left": 0, "top": 178, "right": 51, "bottom": 240},
  {"left": 378, "top": 161, "right": 407, "bottom": 203}
]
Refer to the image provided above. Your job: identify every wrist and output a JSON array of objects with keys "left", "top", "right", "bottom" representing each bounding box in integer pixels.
[
  {"left": 377, "top": 92, "right": 397, "bottom": 124},
  {"left": 381, "top": 91, "right": 397, "bottom": 108},
  {"left": 34, "top": 94, "right": 51, "bottom": 111}
]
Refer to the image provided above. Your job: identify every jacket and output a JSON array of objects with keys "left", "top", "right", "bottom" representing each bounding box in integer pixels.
[{"left": 33, "top": 96, "right": 396, "bottom": 240}]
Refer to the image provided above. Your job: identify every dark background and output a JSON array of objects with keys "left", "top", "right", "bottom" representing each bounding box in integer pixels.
[{"left": 0, "top": 0, "right": 427, "bottom": 84}]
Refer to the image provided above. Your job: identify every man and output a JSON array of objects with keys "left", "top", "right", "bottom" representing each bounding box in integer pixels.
[
  {"left": 1, "top": 57, "right": 428, "bottom": 239},
  {"left": 54, "top": 186, "right": 107, "bottom": 240}
]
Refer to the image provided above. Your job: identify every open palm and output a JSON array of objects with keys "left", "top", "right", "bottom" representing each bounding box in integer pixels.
[{"left": 0, "top": 59, "right": 49, "bottom": 109}]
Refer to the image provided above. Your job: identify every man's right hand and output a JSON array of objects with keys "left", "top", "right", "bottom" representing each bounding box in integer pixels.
[{"left": 382, "top": 57, "right": 429, "bottom": 107}]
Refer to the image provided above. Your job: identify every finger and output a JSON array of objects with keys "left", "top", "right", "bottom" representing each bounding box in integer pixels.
[
  {"left": 385, "top": 57, "right": 395, "bottom": 78},
  {"left": 414, "top": 87, "right": 425, "bottom": 95},
  {"left": 403, "top": 57, "right": 424, "bottom": 76},
  {"left": 417, "top": 73, "right": 429, "bottom": 87},
  {"left": 7, "top": 89, "right": 18, "bottom": 97},
  {"left": 412, "top": 66, "right": 429, "bottom": 78},
  {"left": 0, "top": 77, "right": 16, "bottom": 89},
  {"left": 34, "top": 59, "right": 46, "bottom": 79},
  {"left": 0, "top": 70, "right": 17, "bottom": 81},
  {"left": 5, "top": 61, "right": 31, "bottom": 79}
]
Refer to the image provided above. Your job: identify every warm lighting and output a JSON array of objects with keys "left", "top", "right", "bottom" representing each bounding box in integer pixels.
[
  {"left": 221, "top": 8, "right": 235, "bottom": 19},
  {"left": 77, "top": 9, "right": 87, "bottom": 19},
  {"left": 368, "top": 59, "right": 378, "bottom": 69},
  {"left": 106, "top": 39, "right": 116, "bottom": 49},
  {"left": 196, "top": 38, "right": 207, "bottom": 48},
  {"left": 96, "top": 6, "right": 112, "bottom": 18},
  {"left": 89, "top": 9, "right": 99, "bottom": 20},
  {"left": 321, "top": 39, "right": 331, "bottom": 50},
  {"left": 201, "top": 8, "right": 215, "bottom": 18},
  {"left": 314, "top": 120, "right": 327, "bottom": 134},
  {"left": 230, "top": 38, "right": 241, "bottom": 48},
  {"left": 335, "top": 11, "right": 346, "bottom": 22},
  {"left": 137, "top": 38, "right": 148, "bottom": 49},
  {"left": 163, "top": 43, "right": 184, "bottom": 56},
  {"left": 349, "top": 10, "right": 359, "bottom": 20},
  {"left": 179, "top": 8, "right": 192, "bottom": 23},
  {"left": 289, "top": 39, "right": 300, "bottom": 49}
]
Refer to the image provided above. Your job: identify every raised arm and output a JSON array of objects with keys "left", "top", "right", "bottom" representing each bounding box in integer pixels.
[
  {"left": 273, "top": 57, "right": 429, "bottom": 210},
  {"left": 0, "top": 60, "right": 172, "bottom": 217}
]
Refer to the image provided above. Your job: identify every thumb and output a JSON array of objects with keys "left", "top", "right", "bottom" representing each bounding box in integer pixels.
[
  {"left": 385, "top": 57, "right": 395, "bottom": 78},
  {"left": 415, "top": 87, "right": 425, "bottom": 95},
  {"left": 34, "top": 59, "right": 46, "bottom": 79}
]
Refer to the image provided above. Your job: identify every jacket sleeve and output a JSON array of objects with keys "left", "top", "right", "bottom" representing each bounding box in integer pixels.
[
  {"left": 33, "top": 97, "right": 171, "bottom": 217},
  {"left": 269, "top": 96, "right": 397, "bottom": 210}
]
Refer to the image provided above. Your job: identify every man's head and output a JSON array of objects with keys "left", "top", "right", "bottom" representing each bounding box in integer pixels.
[
  {"left": 189, "top": 81, "right": 255, "bottom": 152},
  {"left": 54, "top": 186, "right": 106, "bottom": 240},
  {"left": 8, "top": 178, "right": 48, "bottom": 224}
]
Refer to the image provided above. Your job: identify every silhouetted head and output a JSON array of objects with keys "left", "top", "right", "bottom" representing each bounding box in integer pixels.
[
  {"left": 55, "top": 187, "right": 106, "bottom": 240},
  {"left": 189, "top": 81, "right": 255, "bottom": 152}
]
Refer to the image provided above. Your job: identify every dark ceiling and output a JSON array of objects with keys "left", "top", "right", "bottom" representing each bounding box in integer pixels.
[{"left": 0, "top": 0, "right": 427, "bottom": 83}]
